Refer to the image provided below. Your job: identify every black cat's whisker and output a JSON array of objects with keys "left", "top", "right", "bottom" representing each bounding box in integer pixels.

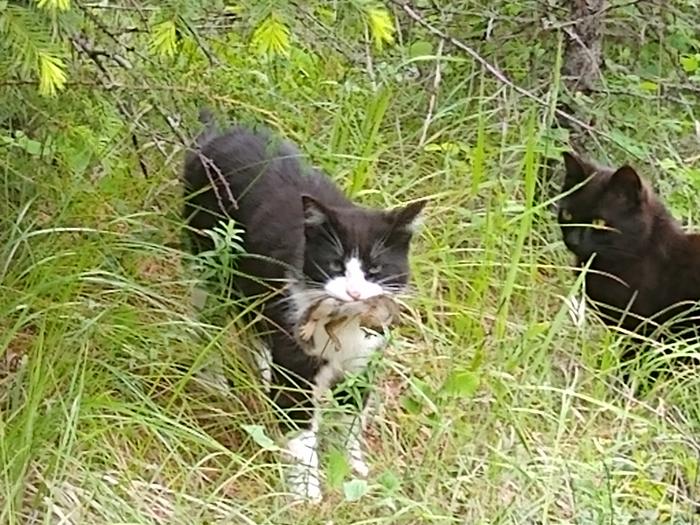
[
  {"left": 375, "top": 272, "right": 409, "bottom": 286},
  {"left": 370, "top": 239, "right": 392, "bottom": 260},
  {"left": 312, "top": 261, "right": 332, "bottom": 282},
  {"left": 318, "top": 223, "right": 344, "bottom": 254}
]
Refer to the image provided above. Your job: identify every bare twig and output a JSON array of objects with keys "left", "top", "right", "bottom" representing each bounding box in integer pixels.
[
  {"left": 364, "top": 26, "right": 377, "bottom": 91},
  {"left": 179, "top": 16, "right": 220, "bottom": 67},
  {"left": 418, "top": 38, "right": 444, "bottom": 147},
  {"left": 542, "top": 0, "right": 650, "bottom": 30},
  {"left": 561, "top": 0, "right": 605, "bottom": 94},
  {"left": 561, "top": 24, "right": 604, "bottom": 92},
  {"left": 392, "top": 1, "right": 599, "bottom": 137},
  {"left": 70, "top": 35, "right": 149, "bottom": 178},
  {"left": 141, "top": 94, "right": 238, "bottom": 213},
  {"left": 82, "top": 3, "right": 157, "bottom": 11}
]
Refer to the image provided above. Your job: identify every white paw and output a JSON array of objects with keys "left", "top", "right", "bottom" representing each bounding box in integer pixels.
[
  {"left": 349, "top": 456, "right": 369, "bottom": 478},
  {"left": 287, "top": 464, "right": 323, "bottom": 503},
  {"left": 284, "top": 429, "right": 322, "bottom": 503}
]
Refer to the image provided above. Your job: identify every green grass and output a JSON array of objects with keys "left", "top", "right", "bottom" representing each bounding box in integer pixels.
[{"left": 3, "top": 2, "right": 700, "bottom": 523}]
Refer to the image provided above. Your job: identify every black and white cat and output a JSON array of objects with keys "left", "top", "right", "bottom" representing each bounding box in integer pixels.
[{"left": 183, "top": 111, "right": 425, "bottom": 501}]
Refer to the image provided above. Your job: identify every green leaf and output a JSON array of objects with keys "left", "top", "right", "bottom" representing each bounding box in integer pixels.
[
  {"left": 409, "top": 40, "right": 433, "bottom": 58},
  {"left": 343, "top": 479, "right": 369, "bottom": 502},
  {"left": 16, "top": 134, "right": 42, "bottom": 156},
  {"left": 378, "top": 470, "right": 401, "bottom": 493},
  {"left": 327, "top": 448, "right": 350, "bottom": 488},
  {"left": 1, "top": 133, "right": 44, "bottom": 156},
  {"left": 241, "top": 424, "right": 279, "bottom": 451},
  {"left": 367, "top": 7, "right": 395, "bottom": 51},
  {"left": 150, "top": 20, "right": 179, "bottom": 58},
  {"left": 402, "top": 395, "right": 422, "bottom": 414},
  {"left": 639, "top": 80, "right": 658, "bottom": 92},
  {"left": 441, "top": 369, "right": 479, "bottom": 398},
  {"left": 251, "top": 14, "right": 290, "bottom": 57},
  {"left": 524, "top": 321, "right": 550, "bottom": 340},
  {"left": 680, "top": 54, "right": 699, "bottom": 73}
]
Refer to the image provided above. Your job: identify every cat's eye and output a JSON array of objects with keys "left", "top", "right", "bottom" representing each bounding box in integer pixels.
[
  {"left": 368, "top": 265, "right": 382, "bottom": 275},
  {"left": 561, "top": 209, "right": 573, "bottom": 221},
  {"left": 591, "top": 218, "right": 607, "bottom": 229},
  {"left": 328, "top": 260, "right": 344, "bottom": 273}
]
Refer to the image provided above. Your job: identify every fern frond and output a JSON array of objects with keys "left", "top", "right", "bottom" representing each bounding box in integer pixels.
[
  {"left": 347, "top": 1, "right": 396, "bottom": 52},
  {"left": 366, "top": 6, "right": 395, "bottom": 51},
  {"left": 36, "top": 0, "right": 71, "bottom": 11},
  {"left": 150, "top": 19, "right": 179, "bottom": 58},
  {"left": 1, "top": 5, "right": 48, "bottom": 75},
  {"left": 0, "top": 4, "right": 68, "bottom": 95},
  {"left": 37, "top": 51, "right": 67, "bottom": 96},
  {"left": 251, "top": 13, "right": 290, "bottom": 57}
]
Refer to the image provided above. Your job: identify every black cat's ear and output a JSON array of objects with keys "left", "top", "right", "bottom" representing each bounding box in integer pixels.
[
  {"left": 562, "top": 152, "right": 591, "bottom": 189},
  {"left": 607, "top": 165, "right": 643, "bottom": 205},
  {"left": 301, "top": 195, "right": 329, "bottom": 227},
  {"left": 389, "top": 199, "right": 428, "bottom": 235}
]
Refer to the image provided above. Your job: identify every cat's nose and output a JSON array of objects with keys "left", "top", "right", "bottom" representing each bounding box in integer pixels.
[
  {"left": 347, "top": 288, "right": 362, "bottom": 300},
  {"left": 566, "top": 229, "right": 582, "bottom": 248}
]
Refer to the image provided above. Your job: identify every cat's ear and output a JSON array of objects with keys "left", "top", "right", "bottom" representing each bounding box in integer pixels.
[
  {"left": 389, "top": 199, "right": 428, "bottom": 235},
  {"left": 562, "top": 152, "right": 592, "bottom": 189},
  {"left": 607, "top": 165, "right": 644, "bottom": 205},
  {"left": 301, "top": 195, "right": 329, "bottom": 227}
]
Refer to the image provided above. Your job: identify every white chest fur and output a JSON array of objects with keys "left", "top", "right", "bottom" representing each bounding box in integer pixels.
[{"left": 308, "top": 317, "right": 385, "bottom": 397}]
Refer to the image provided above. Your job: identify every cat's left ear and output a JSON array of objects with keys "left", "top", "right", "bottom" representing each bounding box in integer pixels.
[
  {"left": 607, "top": 166, "right": 644, "bottom": 205},
  {"left": 301, "top": 195, "right": 330, "bottom": 226},
  {"left": 388, "top": 199, "right": 428, "bottom": 235}
]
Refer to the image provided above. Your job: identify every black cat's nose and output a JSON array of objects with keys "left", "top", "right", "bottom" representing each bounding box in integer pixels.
[{"left": 565, "top": 229, "right": 583, "bottom": 248}]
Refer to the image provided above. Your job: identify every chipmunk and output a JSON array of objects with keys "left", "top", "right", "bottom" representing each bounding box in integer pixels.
[{"left": 296, "top": 295, "right": 400, "bottom": 350}]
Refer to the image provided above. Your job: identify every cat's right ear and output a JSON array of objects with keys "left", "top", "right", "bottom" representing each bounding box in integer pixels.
[
  {"left": 562, "top": 152, "right": 590, "bottom": 189},
  {"left": 607, "top": 165, "right": 644, "bottom": 206},
  {"left": 301, "top": 195, "right": 329, "bottom": 227}
]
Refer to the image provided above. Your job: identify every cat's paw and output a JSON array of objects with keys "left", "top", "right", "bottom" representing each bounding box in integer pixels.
[
  {"left": 284, "top": 430, "right": 322, "bottom": 503},
  {"left": 346, "top": 435, "right": 369, "bottom": 477},
  {"left": 286, "top": 464, "right": 323, "bottom": 503},
  {"left": 349, "top": 456, "right": 369, "bottom": 478}
]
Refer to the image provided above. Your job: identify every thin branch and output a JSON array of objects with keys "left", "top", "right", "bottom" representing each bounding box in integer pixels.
[
  {"left": 152, "top": 102, "right": 238, "bottom": 213},
  {"left": 70, "top": 35, "right": 149, "bottom": 178},
  {"left": 418, "top": 38, "right": 444, "bottom": 147},
  {"left": 82, "top": 3, "right": 157, "bottom": 11},
  {"left": 543, "top": 0, "right": 650, "bottom": 30},
  {"left": 392, "top": 1, "right": 601, "bottom": 138},
  {"left": 364, "top": 25, "right": 377, "bottom": 91},
  {"left": 178, "top": 16, "right": 220, "bottom": 67}
]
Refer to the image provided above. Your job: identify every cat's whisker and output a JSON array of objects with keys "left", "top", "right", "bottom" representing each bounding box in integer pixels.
[
  {"left": 370, "top": 239, "right": 392, "bottom": 260},
  {"left": 318, "top": 222, "right": 344, "bottom": 254},
  {"left": 312, "top": 261, "right": 332, "bottom": 283}
]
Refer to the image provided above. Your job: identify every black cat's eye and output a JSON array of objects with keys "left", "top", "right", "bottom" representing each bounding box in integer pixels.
[
  {"left": 560, "top": 209, "right": 573, "bottom": 221},
  {"left": 328, "top": 260, "right": 344, "bottom": 273},
  {"left": 368, "top": 264, "right": 382, "bottom": 275}
]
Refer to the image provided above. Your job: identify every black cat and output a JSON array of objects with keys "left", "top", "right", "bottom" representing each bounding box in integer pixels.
[
  {"left": 558, "top": 152, "right": 700, "bottom": 378},
  {"left": 183, "top": 111, "right": 425, "bottom": 501}
]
